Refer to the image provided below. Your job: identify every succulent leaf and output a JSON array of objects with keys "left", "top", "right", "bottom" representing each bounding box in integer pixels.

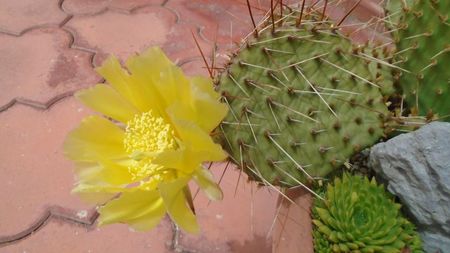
[{"left": 312, "top": 174, "right": 423, "bottom": 253}]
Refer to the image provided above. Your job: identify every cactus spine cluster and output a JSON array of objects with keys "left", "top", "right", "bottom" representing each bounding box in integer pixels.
[
  {"left": 312, "top": 174, "right": 423, "bottom": 253},
  {"left": 390, "top": 0, "right": 450, "bottom": 120},
  {"left": 216, "top": 5, "right": 396, "bottom": 187}
]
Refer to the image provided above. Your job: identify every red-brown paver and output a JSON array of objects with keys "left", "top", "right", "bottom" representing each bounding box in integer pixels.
[
  {"left": 0, "top": 27, "right": 99, "bottom": 111},
  {"left": 4, "top": 219, "right": 172, "bottom": 253},
  {"left": 272, "top": 188, "right": 314, "bottom": 253},
  {"left": 0, "top": 98, "right": 92, "bottom": 236},
  {"left": 65, "top": 5, "right": 177, "bottom": 66},
  {"left": 62, "top": 0, "right": 167, "bottom": 15},
  {"left": 166, "top": 0, "right": 262, "bottom": 47},
  {"left": 0, "top": 0, "right": 68, "bottom": 35},
  {"left": 178, "top": 163, "right": 278, "bottom": 253}
]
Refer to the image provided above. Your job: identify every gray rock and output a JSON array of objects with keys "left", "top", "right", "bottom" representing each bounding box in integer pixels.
[{"left": 369, "top": 122, "right": 450, "bottom": 253}]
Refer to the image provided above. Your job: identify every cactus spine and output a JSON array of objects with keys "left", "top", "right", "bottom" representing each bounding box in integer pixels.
[
  {"left": 216, "top": 4, "right": 396, "bottom": 187},
  {"left": 390, "top": 0, "right": 450, "bottom": 121}
]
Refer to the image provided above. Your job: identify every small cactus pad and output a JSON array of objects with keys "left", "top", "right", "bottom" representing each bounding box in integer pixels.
[
  {"left": 394, "top": 0, "right": 450, "bottom": 120},
  {"left": 313, "top": 174, "right": 423, "bottom": 253},
  {"left": 216, "top": 9, "right": 395, "bottom": 187}
]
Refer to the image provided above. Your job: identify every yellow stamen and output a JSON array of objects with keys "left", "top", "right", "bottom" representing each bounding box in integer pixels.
[
  {"left": 124, "top": 111, "right": 176, "bottom": 154},
  {"left": 124, "top": 111, "right": 176, "bottom": 181}
]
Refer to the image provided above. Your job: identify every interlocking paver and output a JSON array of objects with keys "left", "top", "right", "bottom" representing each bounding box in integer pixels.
[
  {"left": 166, "top": 0, "right": 262, "bottom": 48},
  {"left": 310, "top": 0, "right": 389, "bottom": 44},
  {"left": 163, "top": 21, "right": 213, "bottom": 65},
  {"left": 65, "top": 6, "right": 178, "bottom": 66},
  {"left": 109, "top": 0, "right": 167, "bottom": 11},
  {"left": 272, "top": 188, "right": 313, "bottom": 253},
  {"left": 0, "top": 27, "right": 100, "bottom": 110},
  {"left": 178, "top": 163, "right": 278, "bottom": 253},
  {"left": 3, "top": 219, "right": 171, "bottom": 253},
  {"left": 0, "top": 0, "right": 68, "bottom": 35},
  {"left": 62, "top": 0, "right": 167, "bottom": 15},
  {"left": 0, "top": 156, "right": 278, "bottom": 252},
  {"left": 0, "top": 97, "right": 91, "bottom": 237},
  {"left": 61, "top": 0, "right": 110, "bottom": 16},
  {"left": 178, "top": 57, "right": 208, "bottom": 76}
]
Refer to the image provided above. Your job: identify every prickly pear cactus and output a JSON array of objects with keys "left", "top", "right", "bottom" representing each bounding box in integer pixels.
[
  {"left": 392, "top": 0, "right": 450, "bottom": 120},
  {"left": 312, "top": 174, "right": 423, "bottom": 253},
  {"left": 216, "top": 8, "right": 395, "bottom": 187}
]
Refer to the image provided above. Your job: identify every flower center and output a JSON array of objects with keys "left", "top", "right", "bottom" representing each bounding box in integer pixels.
[
  {"left": 124, "top": 111, "right": 176, "bottom": 155},
  {"left": 123, "top": 111, "right": 176, "bottom": 183}
]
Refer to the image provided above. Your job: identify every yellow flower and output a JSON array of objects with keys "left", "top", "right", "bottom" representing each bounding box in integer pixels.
[{"left": 64, "top": 47, "right": 228, "bottom": 233}]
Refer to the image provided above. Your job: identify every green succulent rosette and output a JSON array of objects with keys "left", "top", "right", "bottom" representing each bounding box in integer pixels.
[{"left": 312, "top": 174, "right": 423, "bottom": 253}]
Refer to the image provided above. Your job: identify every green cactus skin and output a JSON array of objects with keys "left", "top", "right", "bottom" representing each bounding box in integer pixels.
[
  {"left": 393, "top": 0, "right": 450, "bottom": 121},
  {"left": 215, "top": 8, "right": 395, "bottom": 187},
  {"left": 312, "top": 174, "right": 423, "bottom": 253}
]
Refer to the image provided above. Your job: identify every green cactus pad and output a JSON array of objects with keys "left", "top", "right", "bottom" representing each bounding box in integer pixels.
[
  {"left": 216, "top": 9, "right": 395, "bottom": 186},
  {"left": 394, "top": 0, "right": 450, "bottom": 120},
  {"left": 312, "top": 174, "right": 423, "bottom": 253}
]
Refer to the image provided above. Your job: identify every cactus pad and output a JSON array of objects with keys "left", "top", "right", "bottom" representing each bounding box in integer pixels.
[
  {"left": 312, "top": 174, "right": 423, "bottom": 253},
  {"left": 394, "top": 0, "right": 450, "bottom": 120},
  {"left": 216, "top": 9, "right": 395, "bottom": 186}
]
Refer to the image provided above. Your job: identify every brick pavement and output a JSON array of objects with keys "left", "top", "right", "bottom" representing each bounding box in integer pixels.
[{"left": 0, "top": 0, "right": 386, "bottom": 252}]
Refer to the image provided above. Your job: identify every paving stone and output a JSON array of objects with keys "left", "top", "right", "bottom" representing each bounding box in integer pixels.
[
  {"left": 166, "top": 0, "right": 265, "bottom": 47},
  {"left": 178, "top": 58, "right": 209, "bottom": 76},
  {"left": 61, "top": 0, "right": 110, "bottom": 15},
  {"left": 66, "top": 6, "right": 178, "bottom": 66},
  {"left": 336, "top": 0, "right": 385, "bottom": 24},
  {"left": 0, "top": 158, "right": 278, "bottom": 252},
  {"left": 258, "top": 0, "right": 388, "bottom": 44},
  {"left": 163, "top": 21, "right": 214, "bottom": 65},
  {"left": 0, "top": 28, "right": 100, "bottom": 111},
  {"left": 0, "top": 97, "right": 92, "bottom": 237},
  {"left": 0, "top": 0, "right": 68, "bottom": 35},
  {"left": 310, "top": 0, "right": 389, "bottom": 45},
  {"left": 272, "top": 187, "right": 313, "bottom": 253},
  {"left": 2, "top": 220, "right": 171, "bottom": 253},
  {"left": 109, "top": 0, "right": 167, "bottom": 11},
  {"left": 171, "top": 163, "right": 278, "bottom": 253},
  {"left": 62, "top": 0, "right": 166, "bottom": 15}
]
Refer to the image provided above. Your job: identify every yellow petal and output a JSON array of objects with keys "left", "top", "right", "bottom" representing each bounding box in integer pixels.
[
  {"left": 193, "top": 167, "right": 223, "bottom": 201},
  {"left": 74, "top": 160, "right": 133, "bottom": 186},
  {"left": 192, "top": 97, "right": 228, "bottom": 132},
  {"left": 191, "top": 77, "right": 228, "bottom": 132},
  {"left": 73, "top": 183, "right": 132, "bottom": 195},
  {"left": 152, "top": 147, "right": 197, "bottom": 174},
  {"left": 165, "top": 103, "right": 195, "bottom": 129},
  {"left": 96, "top": 56, "right": 134, "bottom": 104},
  {"left": 190, "top": 76, "right": 220, "bottom": 100},
  {"left": 64, "top": 116, "right": 127, "bottom": 162},
  {"left": 72, "top": 183, "right": 126, "bottom": 204},
  {"left": 190, "top": 76, "right": 227, "bottom": 132},
  {"left": 126, "top": 47, "right": 172, "bottom": 79},
  {"left": 165, "top": 77, "right": 227, "bottom": 133},
  {"left": 126, "top": 208, "right": 166, "bottom": 231},
  {"left": 96, "top": 55, "right": 153, "bottom": 112},
  {"left": 76, "top": 84, "right": 139, "bottom": 123},
  {"left": 171, "top": 119, "right": 227, "bottom": 162},
  {"left": 167, "top": 99, "right": 227, "bottom": 134},
  {"left": 157, "top": 66, "right": 192, "bottom": 107},
  {"left": 98, "top": 190, "right": 165, "bottom": 230},
  {"left": 159, "top": 177, "right": 199, "bottom": 233},
  {"left": 125, "top": 47, "right": 177, "bottom": 114},
  {"left": 75, "top": 192, "right": 116, "bottom": 205}
]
